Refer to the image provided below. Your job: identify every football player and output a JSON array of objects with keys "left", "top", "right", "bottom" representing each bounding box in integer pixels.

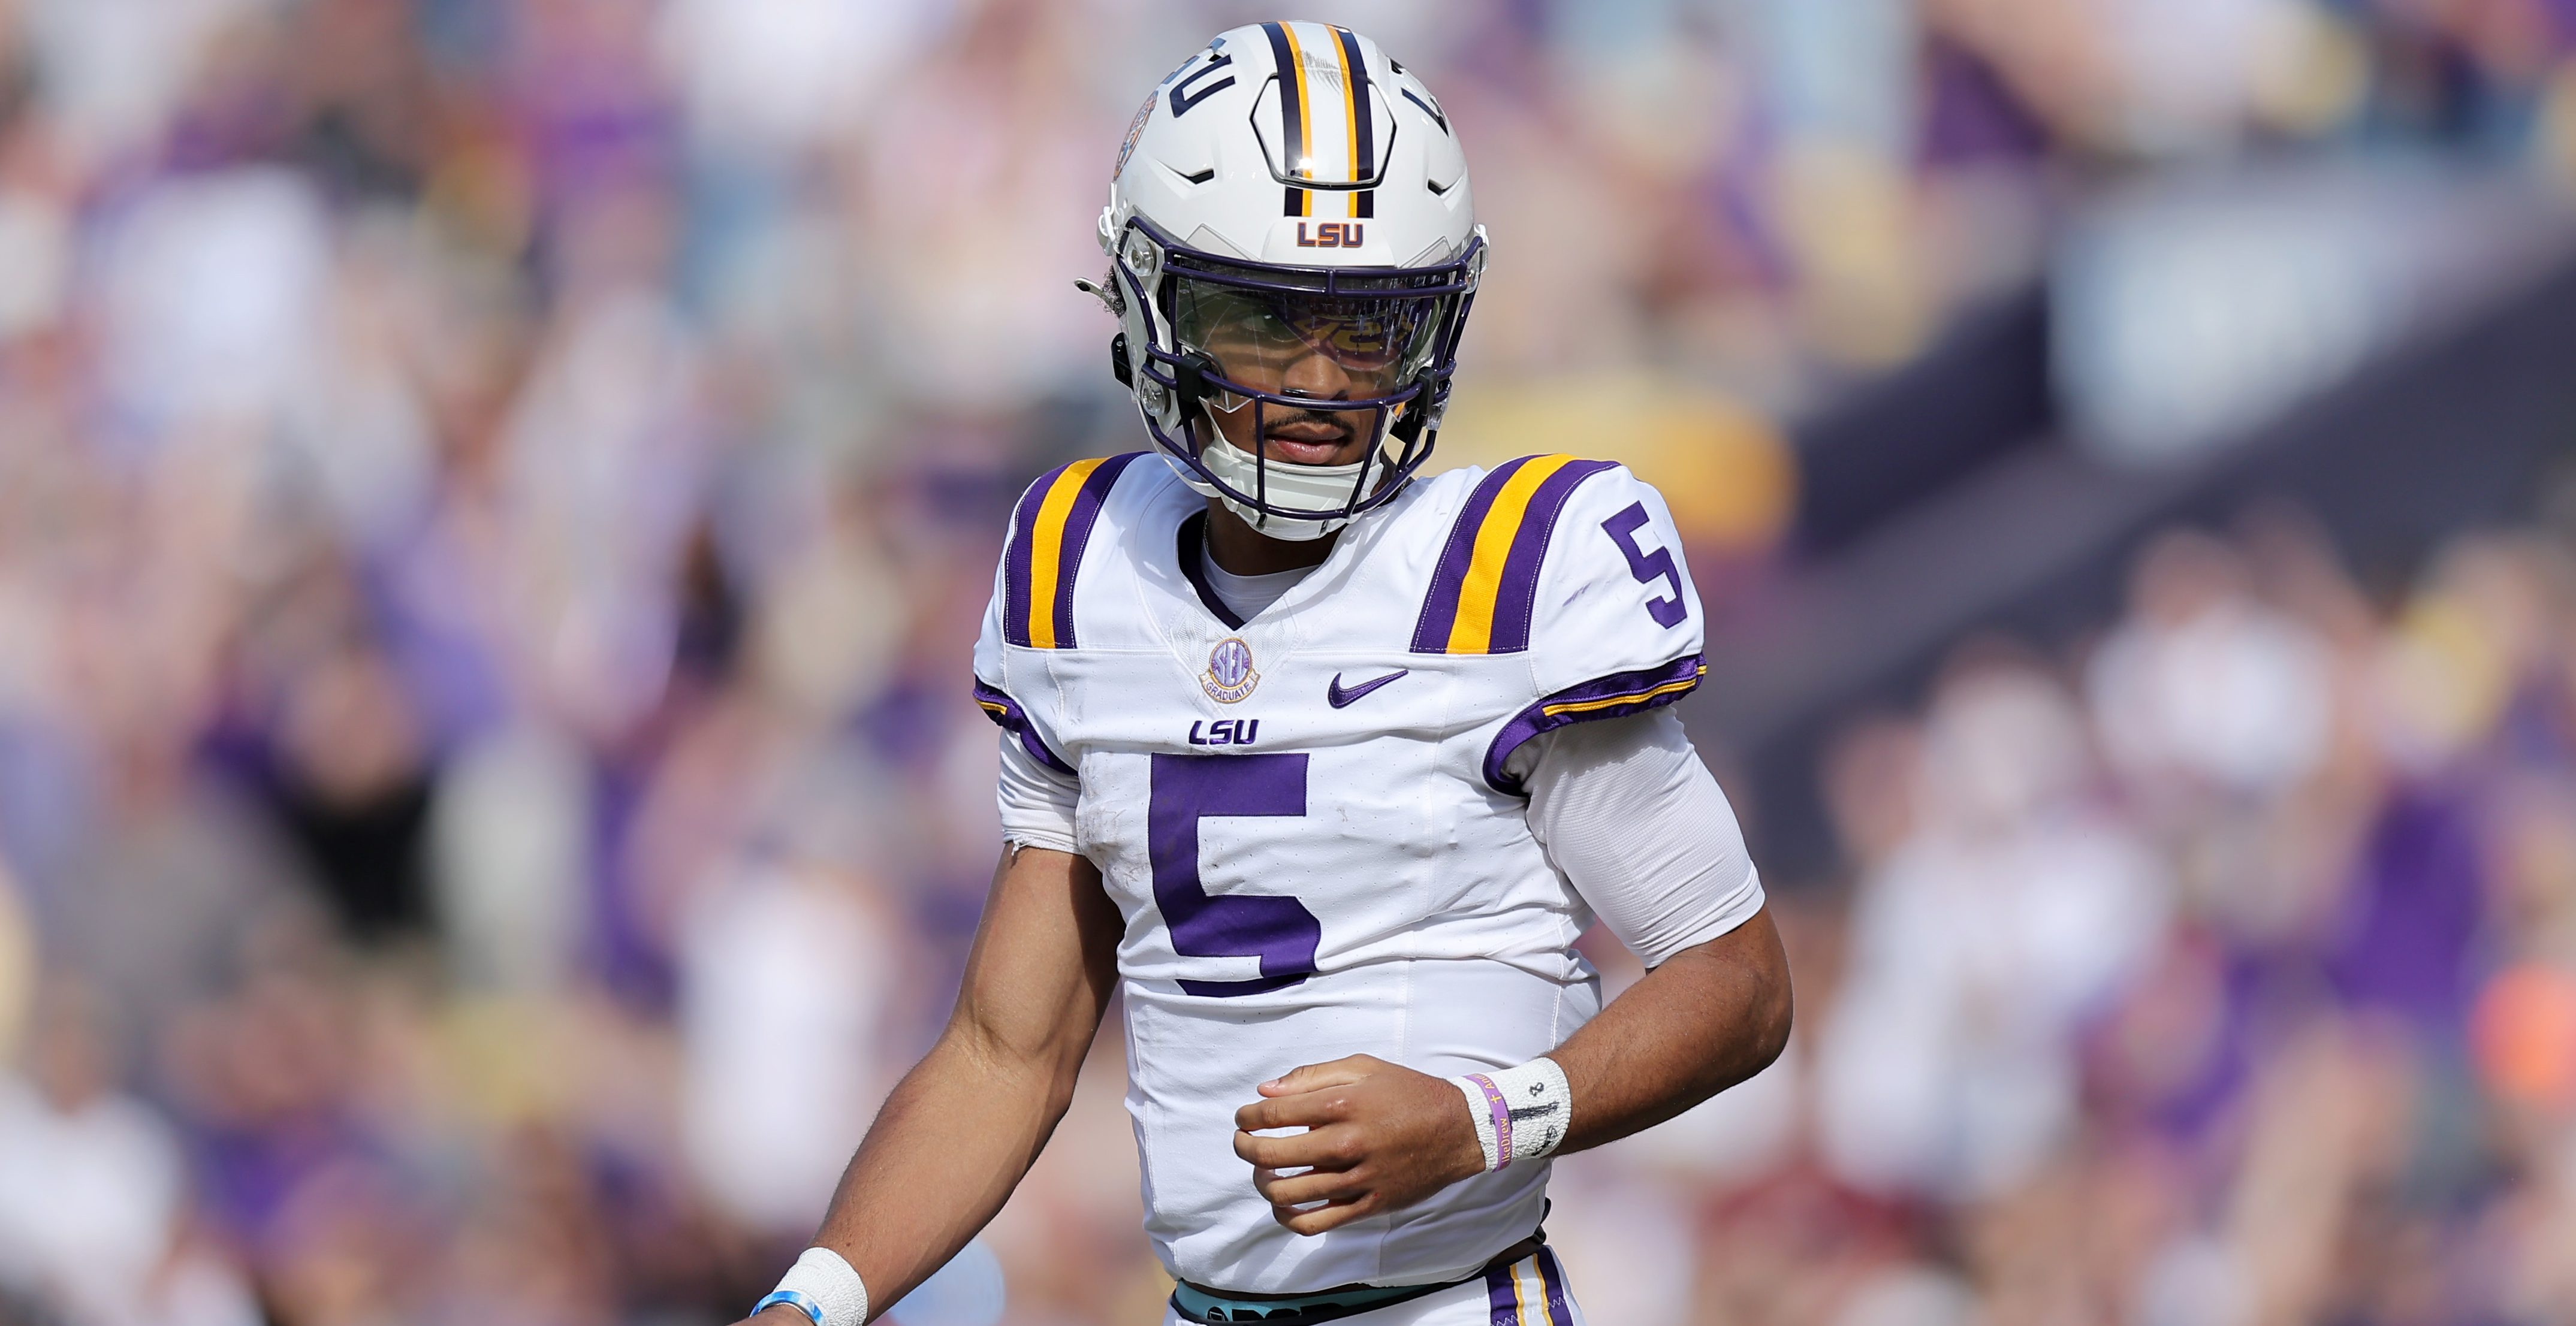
[{"left": 738, "top": 23, "right": 1791, "bottom": 1326}]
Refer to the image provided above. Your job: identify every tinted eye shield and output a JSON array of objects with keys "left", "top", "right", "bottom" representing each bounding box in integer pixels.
[
  {"left": 1123, "top": 219, "right": 1479, "bottom": 419},
  {"left": 1178, "top": 288, "right": 1427, "bottom": 379}
]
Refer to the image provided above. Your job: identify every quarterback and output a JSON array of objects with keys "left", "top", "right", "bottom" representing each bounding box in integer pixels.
[{"left": 738, "top": 22, "right": 1791, "bottom": 1326}]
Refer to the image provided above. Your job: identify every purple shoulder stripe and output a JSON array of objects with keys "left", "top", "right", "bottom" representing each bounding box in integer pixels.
[
  {"left": 1001, "top": 452, "right": 1145, "bottom": 650},
  {"left": 972, "top": 680, "right": 1075, "bottom": 778},
  {"left": 1411, "top": 457, "right": 1533, "bottom": 653},
  {"left": 1488, "top": 458, "right": 1619, "bottom": 654},
  {"left": 1483, "top": 653, "right": 1709, "bottom": 794},
  {"left": 1412, "top": 457, "right": 1619, "bottom": 654},
  {"left": 1047, "top": 452, "right": 1144, "bottom": 649},
  {"left": 1002, "top": 475, "right": 1050, "bottom": 648}
]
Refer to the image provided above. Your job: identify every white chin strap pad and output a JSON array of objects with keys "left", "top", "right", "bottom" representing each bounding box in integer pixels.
[{"left": 1186, "top": 421, "right": 1372, "bottom": 542}]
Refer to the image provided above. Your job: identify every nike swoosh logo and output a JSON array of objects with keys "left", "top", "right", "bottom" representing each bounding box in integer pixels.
[{"left": 1327, "top": 669, "right": 1410, "bottom": 708}]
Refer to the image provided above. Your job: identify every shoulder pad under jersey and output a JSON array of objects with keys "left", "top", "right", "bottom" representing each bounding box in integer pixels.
[
  {"left": 1407, "top": 456, "right": 1706, "bottom": 792},
  {"left": 971, "top": 452, "right": 1156, "bottom": 774}
]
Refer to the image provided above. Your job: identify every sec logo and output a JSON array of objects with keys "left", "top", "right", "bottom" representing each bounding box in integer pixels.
[{"left": 1202, "top": 637, "right": 1259, "bottom": 704}]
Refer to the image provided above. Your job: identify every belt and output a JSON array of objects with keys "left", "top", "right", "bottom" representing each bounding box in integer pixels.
[{"left": 1171, "top": 1233, "right": 1548, "bottom": 1325}]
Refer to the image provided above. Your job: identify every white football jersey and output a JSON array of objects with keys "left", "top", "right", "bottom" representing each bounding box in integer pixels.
[{"left": 970, "top": 452, "right": 1708, "bottom": 1294}]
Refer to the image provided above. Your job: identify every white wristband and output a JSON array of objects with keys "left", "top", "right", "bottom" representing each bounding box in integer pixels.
[
  {"left": 757, "top": 1246, "right": 868, "bottom": 1326},
  {"left": 1446, "top": 1056, "right": 1573, "bottom": 1173}
]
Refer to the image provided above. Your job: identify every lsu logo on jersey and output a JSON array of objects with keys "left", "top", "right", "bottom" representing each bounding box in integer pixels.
[
  {"left": 1187, "top": 718, "right": 1260, "bottom": 746},
  {"left": 1295, "top": 222, "right": 1363, "bottom": 247},
  {"left": 1203, "top": 637, "right": 1259, "bottom": 703}
]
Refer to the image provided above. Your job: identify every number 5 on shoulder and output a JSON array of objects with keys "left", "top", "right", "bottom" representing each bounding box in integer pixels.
[{"left": 1601, "top": 502, "right": 1687, "bottom": 628}]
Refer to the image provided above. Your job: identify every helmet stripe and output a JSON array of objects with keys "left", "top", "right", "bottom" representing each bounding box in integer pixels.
[
  {"left": 1333, "top": 26, "right": 1370, "bottom": 185},
  {"left": 1281, "top": 22, "right": 1317, "bottom": 179},
  {"left": 1326, "top": 25, "right": 1361, "bottom": 219},
  {"left": 1262, "top": 21, "right": 1310, "bottom": 216}
]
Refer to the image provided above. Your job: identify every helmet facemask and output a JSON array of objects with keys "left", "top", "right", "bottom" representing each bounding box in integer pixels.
[{"left": 1114, "top": 218, "right": 1483, "bottom": 540}]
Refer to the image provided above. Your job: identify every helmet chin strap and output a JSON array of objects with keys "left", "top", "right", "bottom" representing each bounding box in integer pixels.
[{"left": 1195, "top": 398, "right": 1368, "bottom": 542}]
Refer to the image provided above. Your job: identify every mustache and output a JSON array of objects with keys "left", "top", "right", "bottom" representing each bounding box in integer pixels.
[{"left": 1259, "top": 406, "right": 1359, "bottom": 438}]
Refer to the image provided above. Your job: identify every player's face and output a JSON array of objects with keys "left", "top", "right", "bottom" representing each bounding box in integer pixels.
[{"left": 1171, "top": 282, "right": 1448, "bottom": 468}]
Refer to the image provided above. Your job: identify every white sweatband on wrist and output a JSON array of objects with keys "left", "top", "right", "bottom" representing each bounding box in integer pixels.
[
  {"left": 757, "top": 1247, "right": 868, "bottom": 1326},
  {"left": 1447, "top": 1056, "right": 1573, "bottom": 1172}
]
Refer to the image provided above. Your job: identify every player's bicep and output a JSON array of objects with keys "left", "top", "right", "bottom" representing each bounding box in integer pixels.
[
  {"left": 1523, "top": 709, "right": 1764, "bottom": 968},
  {"left": 950, "top": 844, "right": 1120, "bottom": 1079}
]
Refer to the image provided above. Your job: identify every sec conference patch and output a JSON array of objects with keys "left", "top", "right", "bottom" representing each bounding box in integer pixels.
[{"left": 1203, "top": 637, "right": 1259, "bottom": 703}]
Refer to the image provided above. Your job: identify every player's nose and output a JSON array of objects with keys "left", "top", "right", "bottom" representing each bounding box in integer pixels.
[{"left": 1280, "top": 347, "right": 1353, "bottom": 401}]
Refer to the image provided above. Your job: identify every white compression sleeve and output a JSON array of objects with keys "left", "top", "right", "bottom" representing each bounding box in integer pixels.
[
  {"left": 1515, "top": 707, "right": 1765, "bottom": 968},
  {"left": 995, "top": 732, "right": 1081, "bottom": 855}
]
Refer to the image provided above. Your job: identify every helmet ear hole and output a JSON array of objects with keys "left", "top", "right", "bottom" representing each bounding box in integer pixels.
[{"left": 1111, "top": 333, "right": 1133, "bottom": 388}]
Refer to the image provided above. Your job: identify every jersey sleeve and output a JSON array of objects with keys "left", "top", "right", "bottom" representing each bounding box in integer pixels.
[
  {"left": 971, "top": 473, "right": 1079, "bottom": 783},
  {"left": 1483, "top": 461, "right": 1707, "bottom": 793},
  {"left": 995, "top": 732, "right": 1081, "bottom": 854},
  {"left": 1522, "top": 707, "right": 1763, "bottom": 966}
]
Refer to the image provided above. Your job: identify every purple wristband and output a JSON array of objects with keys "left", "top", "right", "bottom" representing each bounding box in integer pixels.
[{"left": 1465, "top": 1073, "right": 1514, "bottom": 1170}]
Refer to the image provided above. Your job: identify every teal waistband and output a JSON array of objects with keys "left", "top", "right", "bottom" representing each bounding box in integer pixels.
[{"left": 1169, "top": 1279, "right": 1426, "bottom": 1322}]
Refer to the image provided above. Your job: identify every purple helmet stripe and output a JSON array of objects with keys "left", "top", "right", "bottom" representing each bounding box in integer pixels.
[
  {"left": 1000, "top": 473, "right": 1053, "bottom": 647},
  {"left": 1262, "top": 21, "right": 1304, "bottom": 214},
  {"left": 1410, "top": 457, "right": 1532, "bottom": 652},
  {"left": 1486, "top": 458, "right": 1619, "bottom": 653},
  {"left": 1482, "top": 654, "right": 1709, "bottom": 793},
  {"left": 1534, "top": 1249, "right": 1574, "bottom": 1326},
  {"left": 1046, "top": 452, "right": 1144, "bottom": 648},
  {"left": 971, "top": 681, "right": 1075, "bottom": 777},
  {"left": 1485, "top": 1259, "right": 1524, "bottom": 1326},
  {"left": 1334, "top": 26, "right": 1374, "bottom": 184}
]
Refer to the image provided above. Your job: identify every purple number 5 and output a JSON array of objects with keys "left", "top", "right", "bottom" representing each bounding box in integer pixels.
[
  {"left": 1148, "top": 753, "right": 1321, "bottom": 996},
  {"left": 1602, "top": 502, "right": 1687, "bottom": 629}
]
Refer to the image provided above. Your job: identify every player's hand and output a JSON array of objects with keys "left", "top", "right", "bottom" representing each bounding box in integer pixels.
[{"left": 1231, "top": 1054, "right": 1487, "bottom": 1236}]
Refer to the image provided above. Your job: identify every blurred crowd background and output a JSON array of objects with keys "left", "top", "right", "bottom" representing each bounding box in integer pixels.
[{"left": 4, "top": 0, "right": 2576, "bottom": 1323}]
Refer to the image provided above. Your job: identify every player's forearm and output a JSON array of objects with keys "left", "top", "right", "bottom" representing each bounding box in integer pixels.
[
  {"left": 783, "top": 846, "right": 1119, "bottom": 1319},
  {"left": 800, "top": 1023, "right": 1082, "bottom": 1313},
  {"left": 1547, "top": 906, "right": 1791, "bottom": 1154}
]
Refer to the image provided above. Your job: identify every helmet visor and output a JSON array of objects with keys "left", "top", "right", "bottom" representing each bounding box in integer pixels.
[{"left": 1169, "top": 277, "right": 1453, "bottom": 401}]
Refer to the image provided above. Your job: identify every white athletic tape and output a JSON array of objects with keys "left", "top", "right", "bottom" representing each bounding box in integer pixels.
[
  {"left": 1447, "top": 1056, "right": 1571, "bottom": 1172},
  {"left": 762, "top": 1246, "right": 868, "bottom": 1326}
]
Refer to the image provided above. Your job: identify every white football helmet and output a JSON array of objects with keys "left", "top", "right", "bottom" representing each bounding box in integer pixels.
[{"left": 1089, "top": 22, "right": 1485, "bottom": 540}]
